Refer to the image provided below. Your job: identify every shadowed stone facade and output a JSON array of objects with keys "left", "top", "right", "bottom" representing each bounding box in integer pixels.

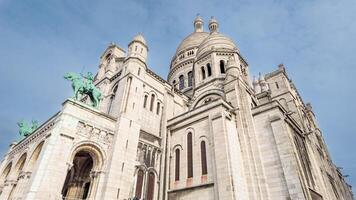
[{"left": 0, "top": 16, "right": 353, "bottom": 200}]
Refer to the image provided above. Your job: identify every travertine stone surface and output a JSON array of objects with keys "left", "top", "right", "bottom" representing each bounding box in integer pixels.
[{"left": 0, "top": 17, "right": 353, "bottom": 200}]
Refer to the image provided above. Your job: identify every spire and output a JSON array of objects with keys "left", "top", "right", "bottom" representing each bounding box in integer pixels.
[
  {"left": 209, "top": 16, "right": 219, "bottom": 33},
  {"left": 253, "top": 76, "right": 261, "bottom": 94},
  {"left": 259, "top": 73, "right": 269, "bottom": 92},
  {"left": 194, "top": 14, "right": 204, "bottom": 32}
]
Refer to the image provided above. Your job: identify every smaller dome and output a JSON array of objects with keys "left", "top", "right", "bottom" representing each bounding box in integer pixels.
[{"left": 132, "top": 34, "right": 147, "bottom": 45}]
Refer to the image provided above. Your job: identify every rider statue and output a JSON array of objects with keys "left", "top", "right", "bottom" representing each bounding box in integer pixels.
[
  {"left": 64, "top": 71, "right": 103, "bottom": 108},
  {"left": 17, "top": 120, "right": 39, "bottom": 139},
  {"left": 82, "top": 72, "right": 95, "bottom": 92}
]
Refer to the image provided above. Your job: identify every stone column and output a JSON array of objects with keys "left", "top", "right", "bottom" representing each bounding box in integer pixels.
[
  {"left": 0, "top": 179, "right": 17, "bottom": 200},
  {"left": 89, "top": 170, "right": 104, "bottom": 200},
  {"left": 12, "top": 171, "right": 32, "bottom": 199},
  {"left": 270, "top": 117, "right": 307, "bottom": 200}
]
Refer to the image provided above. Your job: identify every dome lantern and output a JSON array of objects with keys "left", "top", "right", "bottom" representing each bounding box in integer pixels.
[
  {"left": 194, "top": 15, "right": 204, "bottom": 32},
  {"left": 209, "top": 16, "right": 219, "bottom": 33}
]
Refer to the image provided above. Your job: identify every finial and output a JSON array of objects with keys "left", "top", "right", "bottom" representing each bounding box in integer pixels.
[
  {"left": 194, "top": 14, "right": 204, "bottom": 32},
  {"left": 252, "top": 76, "right": 258, "bottom": 85},
  {"left": 209, "top": 16, "right": 219, "bottom": 33},
  {"left": 278, "top": 63, "right": 285, "bottom": 71},
  {"left": 306, "top": 102, "right": 313, "bottom": 110}
]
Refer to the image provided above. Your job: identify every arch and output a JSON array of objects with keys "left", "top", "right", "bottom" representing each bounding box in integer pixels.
[
  {"left": 200, "top": 141, "right": 208, "bottom": 175},
  {"left": 175, "top": 148, "right": 180, "bottom": 181},
  {"left": 7, "top": 154, "right": 26, "bottom": 200},
  {"left": 108, "top": 84, "right": 119, "bottom": 114},
  {"left": 69, "top": 142, "right": 105, "bottom": 171},
  {"left": 179, "top": 75, "right": 185, "bottom": 90},
  {"left": 187, "top": 132, "right": 193, "bottom": 178},
  {"left": 156, "top": 102, "right": 161, "bottom": 115},
  {"left": 187, "top": 71, "right": 193, "bottom": 87},
  {"left": 201, "top": 67, "right": 206, "bottom": 80},
  {"left": 62, "top": 143, "right": 105, "bottom": 199},
  {"left": 207, "top": 63, "right": 212, "bottom": 77},
  {"left": 198, "top": 135, "right": 210, "bottom": 144},
  {"left": 220, "top": 60, "right": 226, "bottom": 74},
  {"left": 150, "top": 94, "right": 155, "bottom": 112},
  {"left": 146, "top": 171, "right": 155, "bottom": 200},
  {"left": 143, "top": 94, "right": 148, "bottom": 108},
  {"left": 279, "top": 98, "right": 289, "bottom": 111},
  {"left": 172, "top": 80, "right": 177, "bottom": 88},
  {"left": 172, "top": 144, "right": 183, "bottom": 152},
  {"left": 105, "top": 52, "right": 112, "bottom": 61},
  {"left": 14, "top": 153, "right": 27, "bottom": 177},
  {"left": 134, "top": 169, "right": 144, "bottom": 199},
  {"left": 27, "top": 141, "right": 45, "bottom": 171},
  {"left": 191, "top": 90, "right": 225, "bottom": 109},
  {"left": 62, "top": 151, "right": 94, "bottom": 199},
  {"left": 0, "top": 162, "right": 12, "bottom": 183},
  {"left": 111, "top": 84, "right": 119, "bottom": 95}
]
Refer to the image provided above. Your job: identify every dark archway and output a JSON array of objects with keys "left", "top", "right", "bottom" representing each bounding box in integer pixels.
[{"left": 61, "top": 151, "right": 94, "bottom": 199}]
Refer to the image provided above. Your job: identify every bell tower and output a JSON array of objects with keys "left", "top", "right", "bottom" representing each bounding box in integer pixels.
[
  {"left": 127, "top": 34, "right": 148, "bottom": 63},
  {"left": 97, "top": 43, "right": 126, "bottom": 80}
]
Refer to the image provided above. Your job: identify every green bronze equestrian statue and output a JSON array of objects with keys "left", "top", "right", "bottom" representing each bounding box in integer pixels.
[
  {"left": 17, "top": 120, "right": 39, "bottom": 139},
  {"left": 64, "top": 72, "right": 103, "bottom": 108}
]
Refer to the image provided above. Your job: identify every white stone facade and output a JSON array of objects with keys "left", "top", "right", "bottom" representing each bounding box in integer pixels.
[{"left": 0, "top": 16, "right": 353, "bottom": 200}]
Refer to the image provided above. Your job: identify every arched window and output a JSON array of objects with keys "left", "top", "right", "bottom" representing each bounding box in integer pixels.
[
  {"left": 138, "top": 68, "right": 141, "bottom": 76},
  {"left": 150, "top": 94, "right": 155, "bottom": 111},
  {"left": 135, "top": 169, "right": 144, "bottom": 199},
  {"left": 143, "top": 95, "right": 148, "bottom": 108},
  {"left": 279, "top": 98, "right": 289, "bottom": 110},
  {"left": 201, "top": 141, "right": 208, "bottom": 175},
  {"left": 8, "top": 153, "right": 27, "bottom": 199},
  {"left": 188, "top": 71, "right": 193, "bottom": 87},
  {"left": 179, "top": 75, "right": 184, "bottom": 90},
  {"left": 105, "top": 53, "right": 112, "bottom": 61},
  {"left": 187, "top": 132, "right": 193, "bottom": 178},
  {"left": 172, "top": 80, "right": 176, "bottom": 88},
  {"left": 146, "top": 172, "right": 155, "bottom": 200},
  {"left": 207, "top": 63, "right": 212, "bottom": 77},
  {"left": 108, "top": 85, "right": 118, "bottom": 114},
  {"left": 0, "top": 163, "right": 12, "bottom": 184},
  {"left": 27, "top": 141, "right": 44, "bottom": 171},
  {"left": 201, "top": 67, "right": 206, "bottom": 80},
  {"left": 220, "top": 60, "right": 225, "bottom": 74},
  {"left": 175, "top": 149, "right": 180, "bottom": 181},
  {"left": 156, "top": 102, "right": 160, "bottom": 115}
]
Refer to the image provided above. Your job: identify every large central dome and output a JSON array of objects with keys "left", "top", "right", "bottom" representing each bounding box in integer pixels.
[
  {"left": 168, "top": 16, "right": 240, "bottom": 98},
  {"left": 175, "top": 32, "right": 209, "bottom": 56}
]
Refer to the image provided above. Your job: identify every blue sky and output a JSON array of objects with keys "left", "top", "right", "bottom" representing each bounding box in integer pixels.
[{"left": 0, "top": 0, "right": 355, "bottom": 190}]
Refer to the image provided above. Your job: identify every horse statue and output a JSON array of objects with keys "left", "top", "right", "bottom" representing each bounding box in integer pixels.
[
  {"left": 17, "top": 120, "right": 39, "bottom": 139},
  {"left": 64, "top": 72, "right": 103, "bottom": 108}
]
